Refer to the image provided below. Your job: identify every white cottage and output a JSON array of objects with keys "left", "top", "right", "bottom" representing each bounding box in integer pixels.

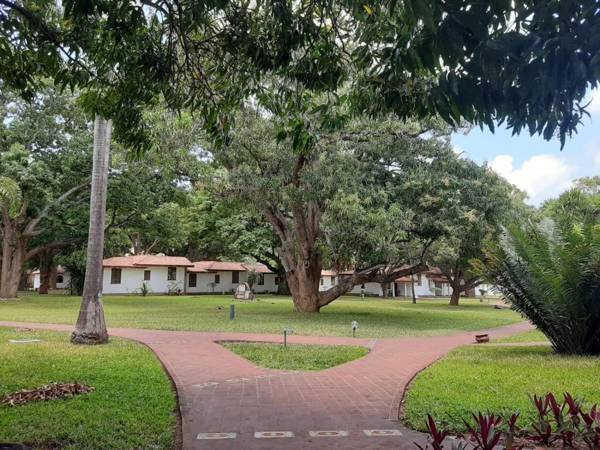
[
  {"left": 32, "top": 266, "right": 71, "bottom": 290},
  {"left": 102, "top": 255, "right": 193, "bottom": 295},
  {"left": 318, "top": 267, "right": 453, "bottom": 297},
  {"left": 186, "top": 261, "right": 278, "bottom": 294}
]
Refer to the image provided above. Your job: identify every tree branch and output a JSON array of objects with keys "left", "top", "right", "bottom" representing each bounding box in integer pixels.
[{"left": 23, "top": 182, "right": 89, "bottom": 237}]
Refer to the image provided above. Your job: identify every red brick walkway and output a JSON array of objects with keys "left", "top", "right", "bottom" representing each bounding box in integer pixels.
[{"left": 0, "top": 320, "right": 532, "bottom": 449}]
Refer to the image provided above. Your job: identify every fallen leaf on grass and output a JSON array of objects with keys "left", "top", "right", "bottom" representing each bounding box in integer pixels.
[{"left": 2, "top": 382, "right": 94, "bottom": 406}]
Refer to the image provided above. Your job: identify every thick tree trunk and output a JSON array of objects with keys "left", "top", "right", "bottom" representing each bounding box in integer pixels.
[
  {"left": 449, "top": 286, "right": 461, "bottom": 306},
  {"left": 0, "top": 224, "right": 25, "bottom": 299},
  {"left": 381, "top": 282, "right": 390, "bottom": 298},
  {"left": 49, "top": 264, "right": 58, "bottom": 289},
  {"left": 286, "top": 259, "right": 322, "bottom": 312},
  {"left": 276, "top": 267, "right": 290, "bottom": 295},
  {"left": 71, "top": 115, "right": 111, "bottom": 345},
  {"left": 38, "top": 250, "right": 52, "bottom": 294},
  {"left": 0, "top": 252, "right": 23, "bottom": 299}
]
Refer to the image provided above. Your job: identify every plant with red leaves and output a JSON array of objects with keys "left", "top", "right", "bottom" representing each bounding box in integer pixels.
[
  {"left": 413, "top": 392, "right": 600, "bottom": 450},
  {"left": 505, "top": 413, "right": 521, "bottom": 450},
  {"left": 465, "top": 413, "right": 503, "bottom": 450},
  {"left": 581, "top": 404, "right": 600, "bottom": 450},
  {"left": 415, "top": 415, "right": 450, "bottom": 450}
]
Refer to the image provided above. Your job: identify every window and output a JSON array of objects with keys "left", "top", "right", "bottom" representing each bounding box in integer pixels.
[
  {"left": 417, "top": 274, "right": 422, "bottom": 286},
  {"left": 144, "top": 270, "right": 151, "bottom": 281},
  {"left": 274, "top": 277, "right": 279, "bottom": 285},
  {"left": 320, "top": 278, "right": 324, "bottom": 286},
  {"left": 214, "top": 274, "right": 220, "bottom": 284},
  {"left": 167, "top": 267, "right": 176, "bottom": 281},
  {"left": 258, "top": 273, "right": 264, "bottom": 285},
  {"left": 330, "top": 276, "right": 335, "bottom": 285},
  {"left": 57, "top": 275, "right": 64, "bottom": 284},
  {"left": 110, "top": 268, "right": 122, "bottom": 284},
  {"left": 232, "top": 271, "right": 239, "bottom": 284},
  {"left": 189, "top": 273, "right": 197, "bottom": 287}
]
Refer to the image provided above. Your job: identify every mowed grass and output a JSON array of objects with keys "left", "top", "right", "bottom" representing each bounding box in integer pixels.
[
  {"left": 495, "top": 329, "right": 548, "bottom": 343},
  {"left": 0, "top": 328, "right": 177, "bottom": 450},
  {"left": 403, "top": 345, "right": 600, "bottom": 433},
  {"left": 0, "top": 293, "right": 522, "bottom": 338},
  {"left": 221, "top": 342, "right": 369, "bottom": 370}
]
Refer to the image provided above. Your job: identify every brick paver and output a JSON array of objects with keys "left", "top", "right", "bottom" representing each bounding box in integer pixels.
[{"left": 0, "top": 320, "right": 532, "bottom": 449}]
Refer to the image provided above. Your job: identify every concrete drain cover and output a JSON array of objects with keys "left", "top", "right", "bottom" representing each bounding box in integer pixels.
[{"left": 9, "top": 339, "right": 41, "bottom": 344}]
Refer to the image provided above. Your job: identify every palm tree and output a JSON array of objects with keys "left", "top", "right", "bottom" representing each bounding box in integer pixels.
[
  {"left": 71, "top": 115, "right": 111, "bottom": 344},
  {"left": 476, "top": 190, "right": 600, "bottom": 355}
]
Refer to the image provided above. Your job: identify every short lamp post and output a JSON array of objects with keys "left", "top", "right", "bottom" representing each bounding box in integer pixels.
[
  {"left": 351, "top": 321, "right": 359, "bottom": 337},
  {"left": 283, "top": 327, "right": 294, "bottom": 348}
]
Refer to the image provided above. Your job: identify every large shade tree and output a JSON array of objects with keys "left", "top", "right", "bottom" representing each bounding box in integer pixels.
[
  {"left": 0, "top": 89, "right": 91, "bottom": 299},
  {"left": 427, "top": 160, "right": 523, "bottom": 305},
  {"left": 210, "top": 111, "right": 493, "bottom": 311}
]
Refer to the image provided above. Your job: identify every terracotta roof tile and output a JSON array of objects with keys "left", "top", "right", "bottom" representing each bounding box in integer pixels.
[
  {"left": 103, "top": 255, "right": 193, "bottom": 268},
  {"left": 188, "top": 261, "right": 273, "bottom": 274}
]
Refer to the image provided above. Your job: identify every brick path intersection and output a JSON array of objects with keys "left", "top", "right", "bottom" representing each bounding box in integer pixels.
[{"left": 0, "top": 320, "right": 532, "bottom": 449}]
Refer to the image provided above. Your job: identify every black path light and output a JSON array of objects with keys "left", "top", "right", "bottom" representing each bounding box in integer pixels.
[
  {"left": 229, "top": 304, "right": 235, "bottom": 320},
  {"left": 351, "top": 321, "right": 359, "bottom": 337},
  {"left": 283, "top": 327, "right": 294, "bottom": 348}
]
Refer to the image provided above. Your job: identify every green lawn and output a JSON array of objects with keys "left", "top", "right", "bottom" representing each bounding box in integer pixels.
[
  {"left": 221, "top": 342, "right": 369, "bottom": 370},
  {"left": 0, "top": 293, "right": 522, "bottom": 338},
  {"left": 0, "top": 328, "right": 177, "bottom": 450},
  {"left": 495, "top": 329, "right": 548, "bottom": 343},
  {"left": 403, "top": 344, "right": 600, "bottom": 432}
]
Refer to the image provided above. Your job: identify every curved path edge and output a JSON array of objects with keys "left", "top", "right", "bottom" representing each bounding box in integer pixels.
[{"left": 0, "top": 320, "right": 532, "bottom": 450}]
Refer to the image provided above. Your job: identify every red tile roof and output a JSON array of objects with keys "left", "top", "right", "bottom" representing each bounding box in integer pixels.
[
  {"left": 103, "top": 255, "right": 193, "bottom": 268},
  {"left": 188, "top": 261, "right": 273, "bottom": 274}
]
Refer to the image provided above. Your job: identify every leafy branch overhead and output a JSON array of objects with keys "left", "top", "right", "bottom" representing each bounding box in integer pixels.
[{"left": 1, "top": 0, "right": 599, "bottom": 149}]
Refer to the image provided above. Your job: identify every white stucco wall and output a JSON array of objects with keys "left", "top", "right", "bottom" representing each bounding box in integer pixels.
[
  {"left": 102, "top": 266, "right": 186, "bottom": 295},
  {"left": 318, "top": 273, "right": 456, "bottom": 297},
  {"left": 33, "top": 272, "right": 71, "bottom": 290},
  {"left": 318, "top": 276, "right": 383, "bottom": 296},
  {"left": 186, "top": 271, "right": 278, "bottom": 294}
]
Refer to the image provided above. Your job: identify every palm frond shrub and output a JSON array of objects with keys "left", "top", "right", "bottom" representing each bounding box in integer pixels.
[{"left": 475, "top": 190, "right": 600, "bottom": 355}]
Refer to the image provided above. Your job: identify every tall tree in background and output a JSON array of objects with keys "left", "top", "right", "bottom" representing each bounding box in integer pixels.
[
  {"left": 0, "top": 90, "right": 91, "bottom": 299},
  {"left": 427, "top": 160, "right": 521, "bottom": 305},
  {"left": 211, "top": 111, "right": 485, "bottom": 311}
]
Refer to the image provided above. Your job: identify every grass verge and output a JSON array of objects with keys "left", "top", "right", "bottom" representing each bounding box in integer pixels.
[
  {"left": 403, "top": 344, "right": 600, "bottom": 432},
  {"left": 0, "top": 294, "right": 522, "bottom": 338},
  {"left": 221, "top": 342, "right": 369, "bottom": 370},
  {"left": 494, "top": 329, "right": 548, "bottom": 343},
  {"left": 0, "top": 327, "right": 177, "bottom": 449}
]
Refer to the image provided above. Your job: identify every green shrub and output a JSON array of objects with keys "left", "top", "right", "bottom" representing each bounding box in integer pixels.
[{"left": 476, "top": 190, "right": 600, "bottom": 355}]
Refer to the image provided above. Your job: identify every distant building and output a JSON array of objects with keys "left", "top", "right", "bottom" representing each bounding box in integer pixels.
[
  {"left": 186, "top": 261, "right": 277, "bottom": 294},
  {"left": 32, "top": 266, "right": 71, "bottom": 290},
  {"left": 318, "top": 267, "right": 494, "bottom": 298},
  {"left": 101, "top": 255, "right": 278, "bottom": 295}
]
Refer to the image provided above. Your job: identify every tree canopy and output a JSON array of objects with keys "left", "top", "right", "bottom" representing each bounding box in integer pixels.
[{"left": 1, "top": 0, "right": 598, "bottom": 149}]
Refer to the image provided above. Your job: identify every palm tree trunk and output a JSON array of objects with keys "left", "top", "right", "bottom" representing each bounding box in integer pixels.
[{"left": 71, "top": 115, "right": 111, "bottom": 345}]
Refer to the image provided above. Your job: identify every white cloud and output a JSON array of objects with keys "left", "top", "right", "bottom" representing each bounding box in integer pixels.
[
  {"left": 489, "top": 154, "right": 575, "bottom": 205},
  {"left": 584, "top": 90, "right": 600, "bottom": 115},
  {"left": 586, "top": 143, "right": 600, "bottom": 168}
]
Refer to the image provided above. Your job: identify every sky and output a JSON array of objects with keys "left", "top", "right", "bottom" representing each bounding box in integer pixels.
[{"left": 452, "top": 91, "right": 600, "bottom": 206}]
